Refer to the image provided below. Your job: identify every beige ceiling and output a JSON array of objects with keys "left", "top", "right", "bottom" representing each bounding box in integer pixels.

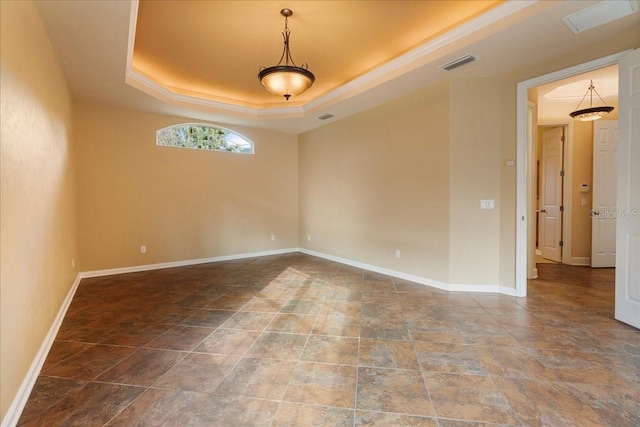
[
  {"left": 131, "top": 1, "right": 502, "bottom": 108},
  {"left": 33, "top": 0, "right": 640, "bottom": 133}
]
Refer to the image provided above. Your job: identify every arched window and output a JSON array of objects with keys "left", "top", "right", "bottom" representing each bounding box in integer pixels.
[{"left": 156, "top": 124, "right": 253, "bottom": 154}]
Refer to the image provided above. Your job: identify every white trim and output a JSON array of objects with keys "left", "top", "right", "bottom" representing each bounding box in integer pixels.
[
  {"left": 82, "top": 247, "right": 517, "bottom": 295},
  {"left": 1, "top": 274, "right": 82, "bottom": 427},
  {"left": 298, "top": 248, "right": 446, "bottom": 289},
  {"left": 515, "top": 51, "right": 630, "bottom": 298},
  {"left": 298, "top": 248, "right": 515, "bottom": 295},
  {"left": 2, "top": 248, "right": 298, "bottom": 425},
  {"left": 526, "top": 101, "right": 537, "bottom": 281},
  {"left": 80, "top": 248, "right": 299, "bottom": 279},
  {"left": 570, "top": 257, "right": 591, "bottom": 266},
  {"left": 3, "top": 245, "right": 522, "bottom": 425}
]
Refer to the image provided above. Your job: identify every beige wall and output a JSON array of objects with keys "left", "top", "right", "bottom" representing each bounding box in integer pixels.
[
  {"left": 571, "top": 121, "right": 594, "bottom": 260},
  {"left": 75, "top": 105, "right": 299, "bottom": 271},
  {"left": 449, "top": 78, "right": 502, "bottom": 285},
  {"left": 298, "top": 83, "right": 450, "bottom": 282},
  {"left": 0, "top": 1, "right": 79, "bottom": 420}
]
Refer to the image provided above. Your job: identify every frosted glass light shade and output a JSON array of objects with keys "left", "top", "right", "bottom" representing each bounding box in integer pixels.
[
  {"left": 259, "top": 65, "right": 315, "bottom": 100},
  {"left": 569, "top": 106, "right": 614, "bottom": 121}
]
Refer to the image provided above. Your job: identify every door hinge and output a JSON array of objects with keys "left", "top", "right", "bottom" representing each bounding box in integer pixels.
[
  {"left": 559, "top": 240, "right": 564, "bottom": 247},
  {"left": 561, "top": 135, "right": 565, "bottom": 142},
  {"left": 560, "top": 205, "right": 564, "bottom": 212},
  {"left": 560, "top": 170, "right": 565, "bottom": 177}
]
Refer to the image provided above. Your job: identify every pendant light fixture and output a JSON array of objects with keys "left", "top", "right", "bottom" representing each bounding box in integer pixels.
[
  {"left": 569, "top": 80, "right": 614, "bottom": 121},
  {"left": 258, "top": 9, "right": 314, "bottom": 101}
]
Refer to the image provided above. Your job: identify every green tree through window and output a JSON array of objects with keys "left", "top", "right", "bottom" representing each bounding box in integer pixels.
[{"left": 156, "top": 124, "right": 253, "bottom": 154}]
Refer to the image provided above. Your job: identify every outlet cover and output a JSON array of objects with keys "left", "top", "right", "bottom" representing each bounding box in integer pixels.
[{"left": 480, "top": 199, "right": 495, "bottom": 209}]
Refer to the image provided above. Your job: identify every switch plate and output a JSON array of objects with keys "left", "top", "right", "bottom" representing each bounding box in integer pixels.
[
  {"left": 270, "top": 235, "right": 276, "bottom": 241},
  {"left": 480, "top": 199, "right": 495, "bottom": 209},
  {"left": 395, "top": 250, "right": 401, "bottom": 258},
  {"left": 140, "top": 245, "right": 146, "bottom": 254},
  {"left": 307, "top": 234, "right": 311, "bottom": 241}
]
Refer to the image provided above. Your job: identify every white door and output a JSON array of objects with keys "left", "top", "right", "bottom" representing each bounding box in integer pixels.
[
  {"left": 539, "top": 127, "right": 563, "bottom": 262},
  {"left": 591, "top": 120, "right": 618, "bottom": 267},
  {"left": 615, "top": 48, "right": 640, "bottom": 329}
]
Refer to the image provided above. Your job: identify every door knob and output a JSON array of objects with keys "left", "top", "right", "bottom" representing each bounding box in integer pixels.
[{"left": 540, "top": 209, "right": 547, "bottom": 213}]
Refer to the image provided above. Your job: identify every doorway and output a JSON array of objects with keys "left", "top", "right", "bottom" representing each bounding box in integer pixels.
[{"left": 515, "top": 52, "right": 627, "bottom": 298}]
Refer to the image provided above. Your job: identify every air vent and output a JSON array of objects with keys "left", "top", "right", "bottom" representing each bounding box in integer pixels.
[
  {"left": 440, "top": 54, "right": 477, "bottom": 71},
  {"left": 562, "top": 0, "right": 639, "bottom": 34},
  {"left": 318, "top": 113, "right": 334, "bottom": 120}
]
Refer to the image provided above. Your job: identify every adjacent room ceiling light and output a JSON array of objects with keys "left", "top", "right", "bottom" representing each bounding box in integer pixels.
[
  {"left": 258, "top": 8, "right": 315, "bottom": 101},
  {"left": 569, "top": 80, "right": 614, "bottom": 121}
]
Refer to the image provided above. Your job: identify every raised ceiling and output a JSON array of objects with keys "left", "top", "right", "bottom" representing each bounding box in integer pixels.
[
  {"left": 33, "top": 0, "right": 640, "bottom": 133},
  {"left": 130, "top": 0, "right": 502, "bottom": 108}
]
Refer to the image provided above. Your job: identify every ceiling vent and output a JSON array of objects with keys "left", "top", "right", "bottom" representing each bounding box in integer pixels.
[
  {"left": 318, "top": 113, "right": 334, "bottom": 120},
  {"left": 440, "top": 54, "right": 477, "bottom": 71},
  {"left": 562, "top": 0, "right": 639, "bottom": 33}
]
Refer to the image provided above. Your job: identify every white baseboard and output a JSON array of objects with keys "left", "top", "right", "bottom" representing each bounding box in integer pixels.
[
  {"left": 3, "top": 246, "right": 518, "bottom": 426},
  {"left": 298, "top": 248, "right": 515, "bottom": 296},
  {"left": 3, "top": 248, "right": 299, "bottom": 426},
  {"left": 81, "top": 246, "right": 516, "bottom": 295},
  {"left": 570, "top": 257, "right": 590, "bottom": 266},
  {"left": 80, "top": 248, "right": 299, "bottom": 279},
  {"left": 298, "top": 248, "right": 447, "bottom": 289},
  {"left": 1, "top": 273, "right": 82, "bottom": 427}
]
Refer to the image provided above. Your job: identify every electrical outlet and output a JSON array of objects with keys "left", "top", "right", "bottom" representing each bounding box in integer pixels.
[
  {"left": 140, "top": 245, "right": 146, "bottom": 254},
  {"left": 270, "top": 235, "right": 276, "bottom": 241},
  {"left": 480, "top": 199, "right": 495, "bottom": 209},
  {"left": 395, "top": 249, "right": 401, "bottom": 258},
  {"left": 307, "top": 234, "right": 311, "bottom": 241}
]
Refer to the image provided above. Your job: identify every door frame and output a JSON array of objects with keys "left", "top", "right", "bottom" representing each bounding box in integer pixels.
[{"left": 515, "top": 51, "right": 630, "bottom": 297}]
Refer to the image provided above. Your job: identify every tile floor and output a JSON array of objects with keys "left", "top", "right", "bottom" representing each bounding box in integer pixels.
[{"left": 17, "top": 253, "right": 640, "bottom": 426}]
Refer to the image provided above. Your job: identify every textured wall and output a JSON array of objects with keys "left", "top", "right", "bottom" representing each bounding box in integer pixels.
[
  {"left": 1, "top": 1, "right": 79, "bottom": 419},
  {"left": 298, "top": 83, "right": 450, "bottom": 282},
  {"left": 74, "top": 104, "right": 299, "bottom": 271}
]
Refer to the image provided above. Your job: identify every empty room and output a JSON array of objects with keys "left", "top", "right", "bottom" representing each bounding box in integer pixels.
[{"left": 1, "top": 1, "right": 639, "bottom": 426}]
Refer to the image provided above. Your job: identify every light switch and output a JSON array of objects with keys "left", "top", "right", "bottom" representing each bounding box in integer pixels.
[{"left": 480, "top": 199, "right": 495, "bottom": 209}]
